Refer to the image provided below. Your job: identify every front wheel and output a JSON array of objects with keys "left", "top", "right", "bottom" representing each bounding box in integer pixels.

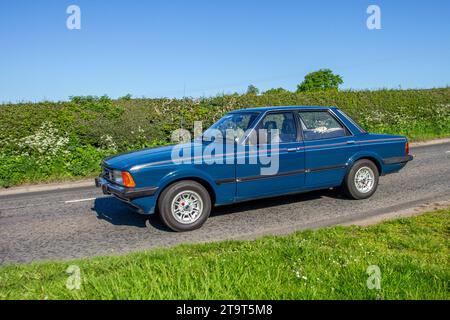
[
  {"left": 342, "top": 159, "right": 379, "bottom": 200},
  {"left": 158, "top": 180, "right": 211, "bottom": 232}
]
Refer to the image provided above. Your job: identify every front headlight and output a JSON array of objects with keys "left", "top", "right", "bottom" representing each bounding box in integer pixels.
[
  {"left": 112, "top": 170, "right": 123, "bottom": 185},
  {"left": 111, "top": 170, "right": 136, "bottom": 188}
]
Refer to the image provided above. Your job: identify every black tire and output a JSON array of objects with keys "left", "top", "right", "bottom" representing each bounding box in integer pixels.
[
  {"left": 342, "top": 159, "right": 379, "bottom": 200},
  {"left": 157, "top": 180, "right": 211, "bottom": 232}
]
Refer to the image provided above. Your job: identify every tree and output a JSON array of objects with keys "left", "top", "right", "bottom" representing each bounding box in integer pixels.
[
  {"left": 297, "top": 69, "right": 343, "bottom": 92},
  {"left": 119, "top": 93, "right": 132, "bottom": 100},
  {"left": 246, "top": 84, "right": 260, "bottom": 95},
  {"left": 263, "top": 87, "right": 289, "bottom": 95}
]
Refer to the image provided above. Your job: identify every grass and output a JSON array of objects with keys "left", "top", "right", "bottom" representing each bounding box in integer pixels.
[{"left": 0, "top": 209, "right": 449, "bottom": 300}]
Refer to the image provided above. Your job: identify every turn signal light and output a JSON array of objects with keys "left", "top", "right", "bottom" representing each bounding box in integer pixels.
[{"left": 121, "top": 171, "right": 136, "bottom": 188}]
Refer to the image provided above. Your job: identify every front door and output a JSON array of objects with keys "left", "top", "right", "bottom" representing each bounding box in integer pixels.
[{"left": 236, "top": 112, "right": 305, "bottom": 200}]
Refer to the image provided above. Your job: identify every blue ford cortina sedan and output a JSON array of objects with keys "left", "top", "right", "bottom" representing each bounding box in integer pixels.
[{"left": 96, "top": 106, "right": 413, "bottom": 231}]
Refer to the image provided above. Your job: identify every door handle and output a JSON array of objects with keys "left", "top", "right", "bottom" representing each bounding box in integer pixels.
[
  {"left": 347, "top": 140, "right": 356, "bottom": 145},
  {"left": 287, "top": 147, "right": 298, "bottom": 152}
]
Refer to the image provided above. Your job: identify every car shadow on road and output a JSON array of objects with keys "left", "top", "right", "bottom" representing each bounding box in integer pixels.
[
  {"left": 92, "top": 189, "right": 347, "bottom": 231},
  {"left": 210, "top": 188, "right": 344, "bottom": 217},
  {"left": 92, "top": 197, "right": 148, "bottom": 228}
]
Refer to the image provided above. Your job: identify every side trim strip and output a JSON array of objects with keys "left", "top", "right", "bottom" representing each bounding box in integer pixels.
[
  {"left": 215, "top": 164, "right": 347, "bottom": 185},
  {"left": 215, "top": 178, "right": 236, "bottom": 185},
  {"left": 307, "top": 164, "right": 347, "bottom": 173},
  {"left": 237, "top": 168, "right": 307, "bottom": 183}
]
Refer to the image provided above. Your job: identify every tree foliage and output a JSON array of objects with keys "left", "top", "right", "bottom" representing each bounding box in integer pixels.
[
  {"left": 246, "top": 84, "right": 260, "bottom": 95},
  {"left": 297, "top": 69, "right": 343, "bottom": 92},
  {"left": 263, "top": 87, "right": 290, "bottom": 95}
]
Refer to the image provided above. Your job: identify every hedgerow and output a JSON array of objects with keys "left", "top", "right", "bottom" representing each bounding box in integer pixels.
[{"left": 0, "top": 88, "right": 449, "bottom": 187}]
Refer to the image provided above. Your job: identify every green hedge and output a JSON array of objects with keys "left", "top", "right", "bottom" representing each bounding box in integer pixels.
[{"left": 0, "top": 88, "right": 449, "bottom": 187}]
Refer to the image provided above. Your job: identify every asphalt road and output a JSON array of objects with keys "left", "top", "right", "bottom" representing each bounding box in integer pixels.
[{"left": 1, "top": 142, "right": 449, "bottom": 265}]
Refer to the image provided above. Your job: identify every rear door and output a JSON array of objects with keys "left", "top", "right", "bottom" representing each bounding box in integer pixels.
[
  {"left": 236, "top": 111, "right": 305, "bottom": 200},
  {"left": 297, "top": 110, "right": 359, "bottom": 188}
]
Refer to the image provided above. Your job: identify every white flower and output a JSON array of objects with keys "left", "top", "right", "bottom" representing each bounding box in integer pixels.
[
  {"left": 100, "top": 134, "right": 118, "bottom": 151},
  {"left": 18, "top": 122, "right": 69, "bottom": 159}
]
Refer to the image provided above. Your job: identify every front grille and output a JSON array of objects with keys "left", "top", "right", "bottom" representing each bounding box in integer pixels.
[{"left": 102, "top": 167, "right": 113, "bottom": 181}]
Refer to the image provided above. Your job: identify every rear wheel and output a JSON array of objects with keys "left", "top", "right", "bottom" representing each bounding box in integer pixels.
[
  {"left": 342, "top": 159, "right": 379, "bottom": 199},
  {"left": 158, "top": 180, "right": 211, "bottom": 232}
]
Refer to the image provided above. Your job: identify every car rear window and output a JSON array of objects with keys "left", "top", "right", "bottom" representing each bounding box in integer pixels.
[{"left": 298, "top": 111, "right": 347, "bottom": 140}]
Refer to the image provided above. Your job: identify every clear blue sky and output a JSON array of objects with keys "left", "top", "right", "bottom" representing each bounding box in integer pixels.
[{"left": 1, "top": 0, "right": 449, "bottom": 102}]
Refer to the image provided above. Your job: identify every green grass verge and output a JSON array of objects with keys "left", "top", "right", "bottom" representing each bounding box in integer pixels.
[{"left": 1, "top": 209, "right": 449, "bottom": 300}]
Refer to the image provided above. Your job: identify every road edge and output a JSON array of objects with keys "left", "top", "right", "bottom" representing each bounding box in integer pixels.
[
  {"left": 1, "top": 137, "right": 449, "bottom": 197},
  {"left": 0, "top": 179, "right": 95, "bottom": 197},
  {"left": 226, "top": 198, "right": 450, "bottom": 242},
  {"left": 408, "top": 137, "right": 450, "bottom": 148}
]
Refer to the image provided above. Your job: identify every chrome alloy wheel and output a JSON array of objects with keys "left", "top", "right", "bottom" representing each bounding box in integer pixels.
[
  {"left": 354, "top": 166, "right": 375, "bottom": 193},
  {"left": 171, "top": 190, "right": 204, "bottom": 224}
]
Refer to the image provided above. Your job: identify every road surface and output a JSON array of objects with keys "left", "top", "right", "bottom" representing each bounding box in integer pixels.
[{"left": 1, "top": 142, "right": 449, "bottom": 264}]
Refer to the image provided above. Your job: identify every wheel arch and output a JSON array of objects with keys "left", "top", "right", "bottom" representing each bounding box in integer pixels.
[
  {"left": 155, "top": 176, "right": 217, "bottom": 214},
  {"left": 347, "top": 153, "right": 383, "bottom": 175}
]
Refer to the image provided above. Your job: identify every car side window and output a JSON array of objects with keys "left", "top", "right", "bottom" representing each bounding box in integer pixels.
[
  {"left": 298, "top": 111, "right": 347, "bottom": 140},
  {"left": 257, "top": 112, "right": 298, "bottom": 144}
]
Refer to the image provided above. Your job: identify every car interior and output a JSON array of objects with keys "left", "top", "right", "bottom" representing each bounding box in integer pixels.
[{"left": 259, "top": 111, "right": 347, "bottom": 143}]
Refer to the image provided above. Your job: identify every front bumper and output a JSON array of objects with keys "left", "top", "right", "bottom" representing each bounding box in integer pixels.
[{"left": 95, "top": 177, "right": 158, "bottom": 213}]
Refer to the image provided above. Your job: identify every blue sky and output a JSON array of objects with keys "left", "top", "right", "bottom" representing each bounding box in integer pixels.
[{"left": 0, "top": 0, "right": 449, "bottom": 102}]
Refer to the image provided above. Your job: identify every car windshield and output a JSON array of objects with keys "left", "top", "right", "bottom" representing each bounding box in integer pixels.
[{"left": 201, "top": 112, "right": 259, "bottom": 142}]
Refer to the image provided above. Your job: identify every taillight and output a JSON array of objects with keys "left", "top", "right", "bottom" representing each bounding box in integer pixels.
[
  {"left": 405, "top": 142, "right": 410, "bottom": 155},
  {"left": 121, "top": 171, "right": 136, "bottom": 188}
]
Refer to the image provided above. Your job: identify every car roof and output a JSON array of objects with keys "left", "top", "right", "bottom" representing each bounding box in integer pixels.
[{"left": 229, "top": 106, "right": 337, "bottom": 113}]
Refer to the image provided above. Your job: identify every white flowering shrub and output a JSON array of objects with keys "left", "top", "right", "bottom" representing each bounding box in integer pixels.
[
  {"left": 129, "top": 126, "right": 149, "bottom": 148},
  {"left": 100, "top": 134, "right": 118, "bottom": 151},
  {"left": 17, "top": 122, "right": 69, "bottom": 159}
]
